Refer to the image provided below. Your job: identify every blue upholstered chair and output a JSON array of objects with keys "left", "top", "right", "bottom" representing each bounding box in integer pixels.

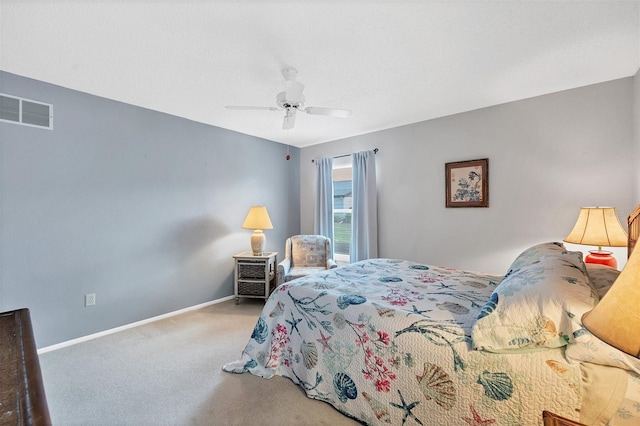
[{"left": 277, "top": 235, "right": 337, "bottom": 285}]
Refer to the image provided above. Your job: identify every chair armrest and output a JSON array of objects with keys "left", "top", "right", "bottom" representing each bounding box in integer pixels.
[
  {"left": 277, "top": 258, "right": 291, "bottom": 286},
  {"left": 328, "top": 259, "right": 338, "bottom": 269}
]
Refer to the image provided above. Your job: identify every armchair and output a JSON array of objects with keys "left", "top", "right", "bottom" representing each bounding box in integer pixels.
[{"left": 277, "top": 235, "right": 337, "bottom": 285}]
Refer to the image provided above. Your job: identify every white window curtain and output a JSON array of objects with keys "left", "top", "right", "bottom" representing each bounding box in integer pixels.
[
  {"left": 314, "top": 157, "right": 334, "bottom": 254},
  {"left": 350, "top": 150, "right": 378, "bottom": 262}
]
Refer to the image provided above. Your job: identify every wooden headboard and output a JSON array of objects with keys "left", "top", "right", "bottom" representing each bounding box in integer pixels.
[{"left": 629, "top": 204, "right": 640, "bottom": 258}]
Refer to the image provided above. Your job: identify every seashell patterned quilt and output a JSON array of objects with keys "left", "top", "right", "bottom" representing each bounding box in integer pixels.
[{"left": 223, "top": 258, "right": 638, "bottom": 425}]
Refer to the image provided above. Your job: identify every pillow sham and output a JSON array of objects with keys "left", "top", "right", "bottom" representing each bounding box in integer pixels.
[
  {"left": 565, "top": 329, "right": 640, "bottom": 375},
  {"left": 503, "top": 242, "right": 570, "bottom": 277},
  {"left": 585, "top": 264, "right": 620, "bottom": 299},
  {"left": 566, "top": 264, "right": 638, "bottom": 374},
  {"left": 472, "top": 251, "right": 596, "bottom": 352}
]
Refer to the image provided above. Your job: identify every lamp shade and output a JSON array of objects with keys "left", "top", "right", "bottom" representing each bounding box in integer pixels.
[
  {"left": 242, "top": 206, "right": 273, "bottom": 230},
  {"left": 564, "top": 207, "right": 628, "bottom": 247},
  {"left": 582, "top": 244, "right": 640, "bottom": 357}
]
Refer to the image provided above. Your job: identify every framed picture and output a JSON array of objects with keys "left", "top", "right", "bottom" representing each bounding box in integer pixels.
[{"left": 445, "top": 158, "right": 489, "bottom": 208}]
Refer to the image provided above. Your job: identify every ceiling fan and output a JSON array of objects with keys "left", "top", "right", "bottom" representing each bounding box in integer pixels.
[{"left": 225, "top": 67, "right": 352, "bottom": 130}]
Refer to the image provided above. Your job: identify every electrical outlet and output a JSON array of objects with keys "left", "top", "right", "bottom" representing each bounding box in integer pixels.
[{"left": 85, "top": 293, "right": 96, "bottom": 307}]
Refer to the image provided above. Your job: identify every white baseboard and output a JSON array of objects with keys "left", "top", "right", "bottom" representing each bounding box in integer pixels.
[{"left": 37, "top": 295, "right": 235, "bottom": 354}]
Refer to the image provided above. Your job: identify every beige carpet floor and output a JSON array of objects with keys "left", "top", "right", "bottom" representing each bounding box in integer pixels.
[{"left": 38, "top": 298, "right": 361, "bottom": 425}]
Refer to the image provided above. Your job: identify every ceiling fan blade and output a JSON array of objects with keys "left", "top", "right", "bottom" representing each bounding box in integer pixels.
[
  {"left": 225, "top": 106, "right": 280, "bottom": 111},
  {"left": 282, "top": 109, "right": 296, "bottom": 130},
  {"left": 304, "top": 107, "right": 352, "bottom": 118},
  {"left": 285, "top": 81, "right": 305, "bottom": 104}
]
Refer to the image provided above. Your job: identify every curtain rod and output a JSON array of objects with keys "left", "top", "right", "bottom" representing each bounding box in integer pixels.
[{"left": 311, "top": 148, "right": 378, "bottom": 163}]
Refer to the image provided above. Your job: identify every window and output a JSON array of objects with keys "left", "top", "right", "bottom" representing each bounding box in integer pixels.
[{"left": 333, "top": 166, "right": 352, "bottom": 264}]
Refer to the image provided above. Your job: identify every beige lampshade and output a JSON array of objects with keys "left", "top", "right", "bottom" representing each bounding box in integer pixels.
[
  {"left": 242, "top": 206, "right": 273, "bottom": 230},
  {"left": 564, "top": 207, "right": 628, "bottom": 248},
  {"left": 582, "top": 244, "right": 640, "bottom": 357}
]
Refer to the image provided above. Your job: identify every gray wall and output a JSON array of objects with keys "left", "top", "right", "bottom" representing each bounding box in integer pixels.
[
  {"left": 0, "top": 71, "right": 300, "bottom": 347},
  {"left": 300, "top": 77, "right": 636, "bottom": 274},
  {"left": 2, "top": 71, "right": 638, "bottom": 348}
]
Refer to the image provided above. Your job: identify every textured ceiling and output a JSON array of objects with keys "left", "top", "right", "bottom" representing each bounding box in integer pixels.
[{"left": 1, "top": 1, "right": 638, "bottom": 147}]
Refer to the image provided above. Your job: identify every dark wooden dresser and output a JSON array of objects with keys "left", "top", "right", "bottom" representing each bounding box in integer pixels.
[{"left": 0, "top": 308, "right": 51, "bottom": 425}]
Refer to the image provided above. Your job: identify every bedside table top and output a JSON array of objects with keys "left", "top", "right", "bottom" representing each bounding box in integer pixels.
[{"left": 233, "top": 251, "right": 277, "bottom": 259}]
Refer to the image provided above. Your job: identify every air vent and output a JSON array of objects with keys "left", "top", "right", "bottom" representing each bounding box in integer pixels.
[{"left": 0, "top": 93, "right": 53, "bottom": 129}]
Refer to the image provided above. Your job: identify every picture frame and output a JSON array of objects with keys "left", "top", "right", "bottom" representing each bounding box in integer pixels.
[{"left": 445, "top": 158, "right": 489, "bottom": 208}]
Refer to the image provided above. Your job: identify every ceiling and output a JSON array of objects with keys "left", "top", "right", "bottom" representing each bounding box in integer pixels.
[{"left": 1, "top": 1, "right": 639, "bottom": 148}]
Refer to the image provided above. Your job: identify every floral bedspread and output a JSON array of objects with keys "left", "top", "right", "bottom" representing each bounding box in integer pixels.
[{"left": 223, "top": 259, "right": 584, "bottom": 425}]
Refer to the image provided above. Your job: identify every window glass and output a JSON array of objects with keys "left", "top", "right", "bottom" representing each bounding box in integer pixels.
[{"left": 333, "top": 167, "right": 352, "bottom": 260}]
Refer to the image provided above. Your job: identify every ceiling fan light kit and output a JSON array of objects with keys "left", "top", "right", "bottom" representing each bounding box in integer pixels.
[{"left": 226, "top": 67, "right": 352, "bottom": 130}]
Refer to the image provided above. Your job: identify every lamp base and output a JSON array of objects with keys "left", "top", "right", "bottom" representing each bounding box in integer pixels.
[
  {"left": 585, "top": 250, "right": 617, "bottom": 269},
  {"left": 250, "top": 230, "right": 266, "bottom": 256}
]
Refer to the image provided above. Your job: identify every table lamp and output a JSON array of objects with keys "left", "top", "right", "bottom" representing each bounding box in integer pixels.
[
  {"left": 564, "top": 207, "right": 628, "bottom": 269},
  {"left": 581, "top": 241, "right": 640, "bottom": 358},
  {"left": 242, "top": 206, "right": 273, "bottom": 256}
]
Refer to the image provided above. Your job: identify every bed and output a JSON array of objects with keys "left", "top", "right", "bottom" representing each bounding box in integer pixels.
[{"left": 224, "top": 206, "right": 640, "bottom": 425}]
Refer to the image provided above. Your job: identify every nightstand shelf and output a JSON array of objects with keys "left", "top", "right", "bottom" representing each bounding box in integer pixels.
[{"left": 233, "top": 251, "right": 277, "bottom": 304}]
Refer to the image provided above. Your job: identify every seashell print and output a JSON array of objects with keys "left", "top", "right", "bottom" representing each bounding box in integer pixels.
[
  {"left": 436, "top": 302, "right": 469, "bottom": 315},
  {"left": 251, "top": 317, "right": 269, "bottom": 344},
  {"left": 546, "top": 360, "right": 579, "bottom": 395},
  {"left": 334, "top": 372, "right": 358, "bottom": 403},
  {"left": 465, "top": 280, "right": 487, "bottom": 289},
  {"left": 416, "top": 363, "right": 456, "bottom": 410},
  {"left": 409, "top": 264, "right": 430, "bottom": 270},
  {"left": 243, "top": 359, "right": 257, "bottom": 370},
  {"left": 529, "top": 316, "right": 557, "bottom": 345},
  {"left": 477, "top": 293, "right": 498, "bottom": 320},
  {"left": 256, "top": 351, "right": 267, "bottom": 367},
  {"left": 477, "top": 370, "right": 513, "bottom": 401},
  {"left": 353, "top": 269, "right": 375, "bottom": 275},
  {"left": 269, "top": 301, "right": 285, "bottom": 317},
  {"left": 313, "top": 281, "right": 338, "bottom": 289},
  {"left": 337, "top": 294, "right": 367, "bottom": 309},
  {"left": 572, "top": 328, "right": 589, "bottom": 339},
  {"left": 372, "top": 302, "right": 395, "bottom": 317},
  {"left": 333, "top": 313, "right": 347, "bottom": 329},
  {"left": 362, "top": 392, "right": 392, "bottom": 423},
  {"left": 535, "top": 316, "right": 558, "bottom": 335},
  {"left": 546, "top": 360, "right": 568, "bottom": 374},
  {"left": 508, "top": 337, "right": 533, "bottom": 347},
  {"left": 379, "top": 276, "right": 403, "bottom": 283},
  {"left": 300, "top": 341, "right": 318, "bottom": 369}
]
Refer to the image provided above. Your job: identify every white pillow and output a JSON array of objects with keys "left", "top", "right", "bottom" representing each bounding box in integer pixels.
[
  {"left": 472, "top": 251, "right": 596, "bottom": 352},
  {"left": 585, "top": 264, "right": 620, "bottom": 298},
  {"left": 566, "top": 264, "right": 639, "bottom": 374},
  {"left": 503, "top": 242, "right": 569, "bottom": 276},
  {"left": 565, "top": 329, "right": 640, "bottom": 375}
]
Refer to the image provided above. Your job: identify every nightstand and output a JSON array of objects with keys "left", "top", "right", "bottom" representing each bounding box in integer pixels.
[
  {"left": 542, "top": 411, "right": 586, "bottom": 426},
  {"left": 233, "top": 251, "right": 277, "bottom": 304}
]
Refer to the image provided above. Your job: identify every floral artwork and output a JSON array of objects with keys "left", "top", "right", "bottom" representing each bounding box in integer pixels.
[
  {"left": 445, "top": 159, "right": 489, "bottom": 208},
  {"left": 452, "top": 166, "right": 482, "bottom": 201}
]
